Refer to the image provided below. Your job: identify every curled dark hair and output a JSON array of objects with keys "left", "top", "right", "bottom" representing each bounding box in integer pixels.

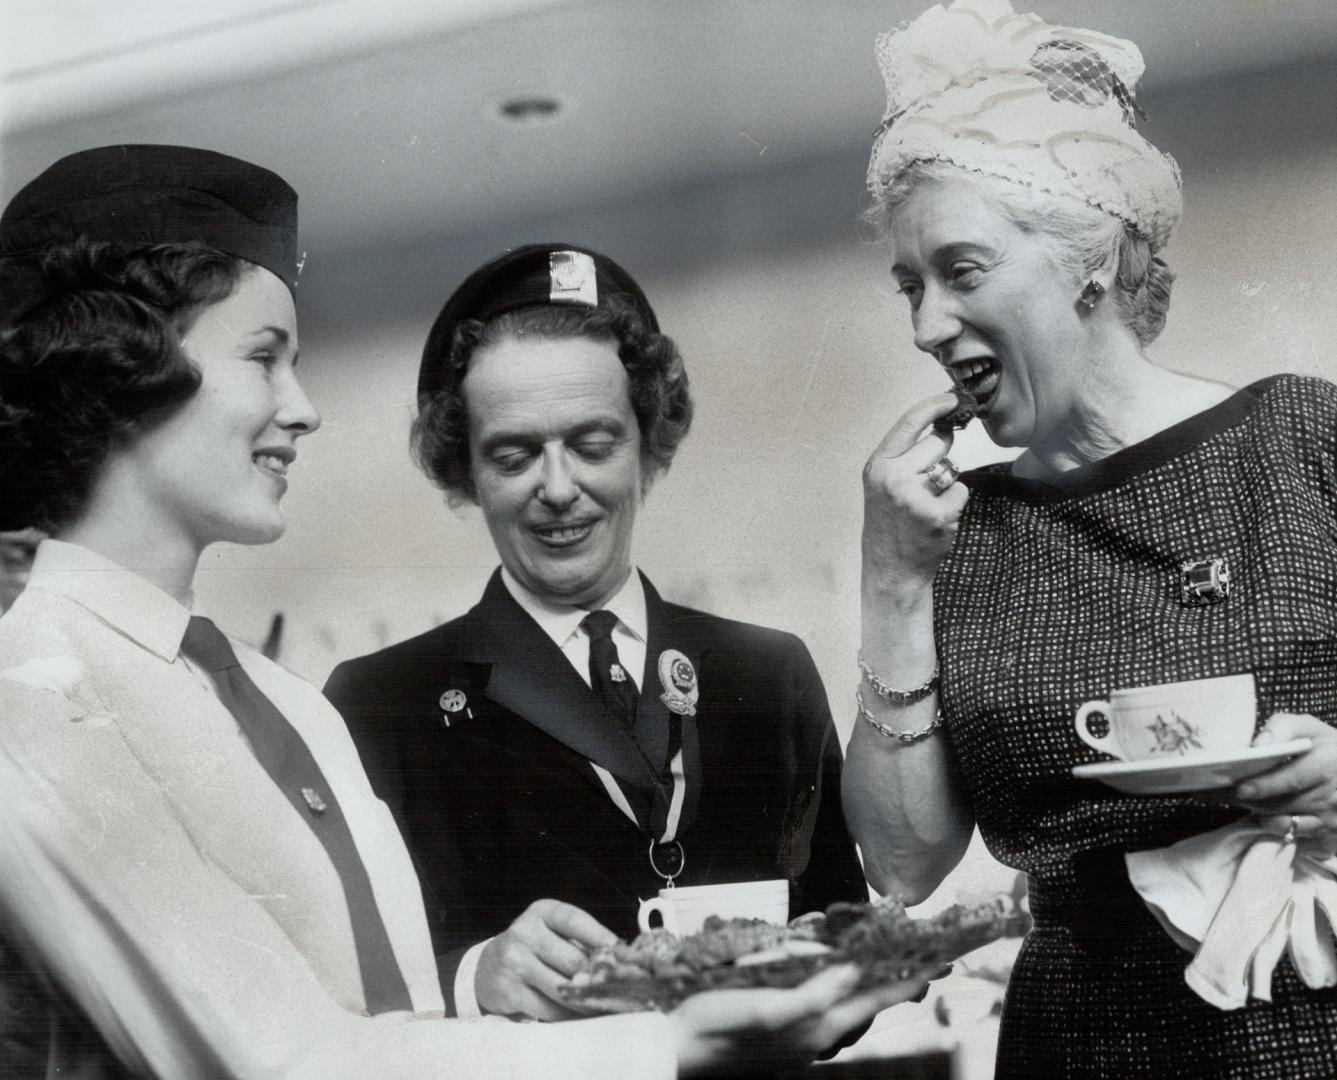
[
  {"left": 412, "top": 296, "right": 694, "bottom": 505},
  {"left": 0, "top": 239, "right": 246, "bottom": 531}
]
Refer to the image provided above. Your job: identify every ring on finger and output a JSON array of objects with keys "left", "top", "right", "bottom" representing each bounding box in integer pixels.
[
  {"left": 1259, "top": 813, "right": 1319, "bottom": 842},
  {"left": 924, "top": 456, "right": 960, "bottom": 495}
]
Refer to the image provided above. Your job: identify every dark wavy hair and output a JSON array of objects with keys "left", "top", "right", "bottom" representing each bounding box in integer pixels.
[
  {"left": 412, "top": 296, "right": 694, "bottom": 505},
  {"left": 0, "top": 239, "right": 247, "bottom": 532}
]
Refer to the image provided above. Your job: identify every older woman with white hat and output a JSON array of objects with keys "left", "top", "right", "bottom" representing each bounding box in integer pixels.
[{"left": 842, "top": 1, "right": 1337, "bottom": 1075}]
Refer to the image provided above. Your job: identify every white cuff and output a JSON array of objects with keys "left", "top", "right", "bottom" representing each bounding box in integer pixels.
[{"left": 453, "top": 938, "right": 492, "bottom": 1019}]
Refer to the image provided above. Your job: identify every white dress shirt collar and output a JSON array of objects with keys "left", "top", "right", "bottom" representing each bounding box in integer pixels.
[
  {"left": 499, "top": 566, "right": 648, "bottom": 650},
  {"left": 25, "top": 539, "right": 192, "bottom": 663}
]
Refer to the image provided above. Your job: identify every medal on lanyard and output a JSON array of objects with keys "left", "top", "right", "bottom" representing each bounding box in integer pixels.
[
  {"left": 589, "top": 651, "right": 699, "bottom": 885},
  {"left": 647, "top": 650, "right": 698, "bottom": 885},
  {"left": 648, "top": 838, "right": 685, "bottom": 888}
]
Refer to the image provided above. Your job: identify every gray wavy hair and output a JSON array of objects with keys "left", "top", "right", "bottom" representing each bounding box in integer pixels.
[{"left": 868, "top": 160, "right": 1175, "bottom": 346}]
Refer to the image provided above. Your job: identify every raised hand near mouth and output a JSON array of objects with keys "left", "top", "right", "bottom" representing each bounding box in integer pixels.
[{"left": 862, "top": 392, "right": 970, "bottom": 587}]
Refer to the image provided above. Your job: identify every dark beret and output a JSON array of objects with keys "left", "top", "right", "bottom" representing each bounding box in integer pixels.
[
  {"left": 419, "top": 243, "right": 659, "bottom": 399},
  {"left": 0, "top": 144, "right": 298, "bottom": 316}
]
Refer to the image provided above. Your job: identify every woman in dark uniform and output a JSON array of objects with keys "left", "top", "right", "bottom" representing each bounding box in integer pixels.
[{"left": 0, "top": 145, "right": 917, "bottom": 1079}]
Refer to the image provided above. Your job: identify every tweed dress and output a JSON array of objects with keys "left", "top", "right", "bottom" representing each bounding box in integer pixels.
[{"left": 934, "top": 374, "right": 1337, "bottom": 1078}]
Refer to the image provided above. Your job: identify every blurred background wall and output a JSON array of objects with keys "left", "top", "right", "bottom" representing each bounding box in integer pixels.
[{"left": 4, "top": 2, "right": 1337, "bottom": 1071}]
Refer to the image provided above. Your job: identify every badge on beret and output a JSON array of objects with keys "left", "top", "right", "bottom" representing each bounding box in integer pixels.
[
  {"left": 549, "top": 250, "right": 598, "bottom": 307},
  {"left": 657, "top": 650, "right": 698, "bottom": 717}
]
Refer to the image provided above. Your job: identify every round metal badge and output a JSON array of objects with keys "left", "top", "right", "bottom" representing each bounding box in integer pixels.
[{"left": 657, "top": 649, "right": 698, "bottom": 717}]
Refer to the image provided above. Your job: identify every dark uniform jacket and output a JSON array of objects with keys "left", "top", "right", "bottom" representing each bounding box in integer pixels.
[{"left": 324, "top": 571, "right": 866, "bottom": 1013}]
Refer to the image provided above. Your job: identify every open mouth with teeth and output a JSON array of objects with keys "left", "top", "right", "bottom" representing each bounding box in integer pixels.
[
  {"left": 948, "top": 357, "right": 1001, "bottom": 413},
  {"left": 533, "top": 521, "right": 597, "bottom": 547},
  {"left": 253, "top": 453, "right": 290, "bottom": 478}
]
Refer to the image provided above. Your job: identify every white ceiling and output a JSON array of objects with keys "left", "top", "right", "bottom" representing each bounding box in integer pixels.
[{"left": 4, "top": 0, "right": 1337, "bottom": 253}]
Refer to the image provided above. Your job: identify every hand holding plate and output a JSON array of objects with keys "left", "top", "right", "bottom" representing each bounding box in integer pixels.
[
  {"left": 1234, "top": 713, "right": 1337, "bottom": 833},
  {"left": 475, "top": 898, "right": 618, "bottom": 1020},
  {"left": 670, "top": 964, "right": 926, "bottom": 1077}
]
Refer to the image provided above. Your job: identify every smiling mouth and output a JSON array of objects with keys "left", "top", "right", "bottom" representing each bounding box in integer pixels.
[
  {"left": 253, "top": 453, "right": 291, "bottom": 478},
  {"left": 947, "top": 357, "right": 1001, "bottom": 413},
  {"left": 532, "top": 521, "right": 596, "bottom": 547}
]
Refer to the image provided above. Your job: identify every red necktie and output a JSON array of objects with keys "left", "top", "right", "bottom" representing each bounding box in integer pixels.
[{"left": 181, "top": 616, "right": 411, "bottom": 1014}]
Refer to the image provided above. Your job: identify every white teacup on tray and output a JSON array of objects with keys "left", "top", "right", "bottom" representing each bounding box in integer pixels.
[{"left": 637, "top": 879, "right": 789, "bottom": 935}]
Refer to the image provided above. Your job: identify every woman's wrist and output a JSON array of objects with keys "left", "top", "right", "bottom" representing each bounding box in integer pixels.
[
  {"left": 861, "top": 569, "right": 934, "bottom": 615},
  {"left": 858, "top": 653, "right": 938, "bottom": 705},
  {"left": 860, "top": 580, "right": 937, "bottom": 702},
  {"left": 856, "top": 689, "right": 943, "bottom": 744}
]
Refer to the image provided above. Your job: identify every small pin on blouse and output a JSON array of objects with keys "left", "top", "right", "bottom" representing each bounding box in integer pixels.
[
  {"left": 1180, "top": 556, "right": 1231, "bottom": 605},
  {"left": 301, "top": 786, "right": 328, "bottom": 814}
]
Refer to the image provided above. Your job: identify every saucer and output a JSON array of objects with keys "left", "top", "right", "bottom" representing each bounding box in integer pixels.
[{"left": 1071, "top": 738, "right": 1313, "bottom": 795}]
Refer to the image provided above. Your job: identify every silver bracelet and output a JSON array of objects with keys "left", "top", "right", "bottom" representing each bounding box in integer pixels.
[
  {"left": 857, "top": 652, "right": 939, "bottom": 706},
  {"left": 856, "top": 689, "right": 943, "bottom": 744}
]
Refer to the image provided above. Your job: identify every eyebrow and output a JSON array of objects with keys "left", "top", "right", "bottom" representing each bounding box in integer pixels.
[
  {"left": 892, "top": 241, "right": 999, "bottom": 276},
  {"left": 245, "top": 326, "right": 291, "bottom": 346},
  {"left": 244, "top": 325, "right": 302, "bottom": 365}
]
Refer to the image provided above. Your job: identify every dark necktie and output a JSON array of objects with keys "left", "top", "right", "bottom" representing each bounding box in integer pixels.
[
  {"left": 581, "top": 611, "right": 687, "bottom": 867},
  {"left": 581, "top": 609, "right": 637, "bottom": 728},
  {"left": 180, "top": 616, "right": 411, "bottom": 1015}
]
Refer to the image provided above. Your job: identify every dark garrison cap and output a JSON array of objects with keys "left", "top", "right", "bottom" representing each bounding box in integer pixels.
[
  {"left": 419, "top": 243, "right": 659, "bottom": 399},
  {"left": 0, "top": 144, "right": 299, "bottom": 313}
]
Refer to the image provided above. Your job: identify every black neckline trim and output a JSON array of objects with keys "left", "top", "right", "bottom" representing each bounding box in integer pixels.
[{"left": 964, "top": 375, "right": 1287, "bottom": 502}]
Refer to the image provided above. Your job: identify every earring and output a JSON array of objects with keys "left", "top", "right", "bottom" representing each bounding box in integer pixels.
[{"left": 1078, "top": 279, "right": 1106, "bottom": 310}]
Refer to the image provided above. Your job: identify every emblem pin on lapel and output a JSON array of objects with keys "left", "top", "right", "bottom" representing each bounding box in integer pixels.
[
  {"left": 439, "top": 688, "right": 471, "bottom": 727},
  {"left": 301, "top": 786, "right": 328, "bottom": 814},
  {"left": 657, "top": 650, "right": 698, "bottom": 717}
]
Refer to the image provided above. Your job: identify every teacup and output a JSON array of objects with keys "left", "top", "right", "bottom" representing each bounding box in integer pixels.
[
  {"left": 636, "top": 878, "right": 790, "bottom": 935},
  {"left": 1074, "top": 673, "right": 1256, "bottom": 762}
]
